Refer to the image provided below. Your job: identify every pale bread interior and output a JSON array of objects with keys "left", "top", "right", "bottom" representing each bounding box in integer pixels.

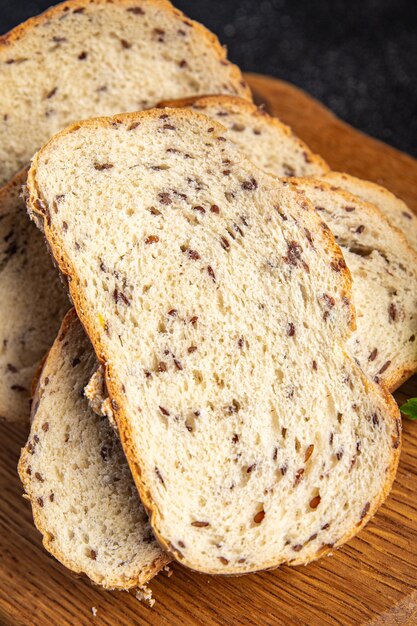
[
  {"left": 18, "top": 310, "right": 168, "bottom": 590},
  {"left": 321, "top": 171, "right": 417, "bottom": 252},
  {"left": 0, "top": 170, "right": 69, "bottom": 421},
  {"left": 291, "top": 178, "right": 417, "bottom": 391},
  {"left": 27, "top": 109, "right": 400, "bottom": 575},
  {"left": 159, "top": 95, "right": 329, "bottom": 178},
  {"left": 0, "top": 0, "right": 250, "bottom": 183}
]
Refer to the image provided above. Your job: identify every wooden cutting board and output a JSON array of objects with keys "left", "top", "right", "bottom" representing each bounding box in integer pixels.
[{"left": 1, "top": 73, "right": 416, "bottom": 626}]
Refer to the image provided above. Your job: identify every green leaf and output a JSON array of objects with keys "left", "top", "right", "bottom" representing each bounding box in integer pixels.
[{"left": 400, "top": 398, "right": 417, "bottom": 420}]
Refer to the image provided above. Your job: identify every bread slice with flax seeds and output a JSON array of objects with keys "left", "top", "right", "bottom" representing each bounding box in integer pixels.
[
  {"left": 26, "top": 107, "right": 400, "bottom": 575},
  {"left": 19, "top": 309, "right": 169, "bottom": 593},
  {"left": 0, "top": 0, "right": 251, "bottom": 185}
]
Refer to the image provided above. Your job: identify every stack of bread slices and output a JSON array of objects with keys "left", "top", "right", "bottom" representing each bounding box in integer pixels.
[{"left": 0, "top": 0, "right": 414, "bottom": 603}]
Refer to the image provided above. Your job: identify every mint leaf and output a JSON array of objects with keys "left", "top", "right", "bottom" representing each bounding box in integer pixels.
[{"left": 400, "top": 398, "right": 417, "bottom": 420}]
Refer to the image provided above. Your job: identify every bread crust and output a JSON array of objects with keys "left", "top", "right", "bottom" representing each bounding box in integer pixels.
[
  {"left": 18, "top": 308, "right": 170, "bottom": 590},
  {"left": 0, "top": 0, "right": 251, "bottom": 102},
  {"left": 27, "top": 108, "right": 401, "bottom": 575}
]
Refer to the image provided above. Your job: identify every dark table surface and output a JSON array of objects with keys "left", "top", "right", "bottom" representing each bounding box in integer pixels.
[{"left": 1, "top": 0, "right": 416, "bottom": 157}]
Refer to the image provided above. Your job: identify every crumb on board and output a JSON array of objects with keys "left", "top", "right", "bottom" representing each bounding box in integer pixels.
[
  {"left": 136, "top": 585, "right": 155, "bottom": 607},
  {"left": 91, "top": 606, "right": 98, "bottom": 617}
]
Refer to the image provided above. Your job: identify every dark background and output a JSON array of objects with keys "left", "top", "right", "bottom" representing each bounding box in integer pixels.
[{"left": 1, "top": 0, "right": 416, "bottom": 157}]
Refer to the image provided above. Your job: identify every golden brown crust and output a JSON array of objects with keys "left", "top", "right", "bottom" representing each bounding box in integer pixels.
[
  {"left": 27, "top": 108, "right": 400, "bottom": 575},
  {"left": 0, "top": 0, "right": 252, "bottom": 101},
  {"left": 30, "top": 353, "right": 48, "bottom": 404},
  {"left": 18, "top": 308, "right": 170, "bottom": 589}
]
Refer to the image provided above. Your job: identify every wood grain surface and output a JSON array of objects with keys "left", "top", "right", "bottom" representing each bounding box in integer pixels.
[{"left": 1, "top": 74, "right": 416, "bottom": 626}]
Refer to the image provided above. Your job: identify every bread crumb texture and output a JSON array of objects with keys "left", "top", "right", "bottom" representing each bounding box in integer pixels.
[
  {"left": 18, "top": 310, "right": 169, "bottom": 589},
  {"left": 321, "top": 171, "right": 417, "bottom": 252},
  {"left": 0, "top": 0, "right": 250, "bottom": 183},
  {"left": 27, "top": 108, "right": 400, "bottom": 574},
  {"left": 290, "top": 178, "right": 417, "bottom": 391},
  {"left": 0, "top": 169, "right": 69, "bottom": 421},
  {"left": 155, "top": 98, "right": 417, "bottom": 390},
  {"left": 158, "top": 95, "right": 329, "bottom": 178}
]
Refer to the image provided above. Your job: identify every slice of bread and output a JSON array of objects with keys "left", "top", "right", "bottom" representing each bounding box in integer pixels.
[
  {"left": 0, "top": 0, "right": 250, "bottom": 184},
  {"left": 27, "top": 108, "right": 400, "bottom": 575},
  {"left": 158, "top": 95, "right": 329, "bottom": 177},
  {"left": 18, "top": 309, "right": 169, "bottom": 590},
  {"left": 320, "top": 172, "right": 417, "bottom": 252},
  {"left": 0, "top": 170, "right": 69, "bottom": 421},
  {"left": 289, "top": 179, "right": 417, "bottom": 391}
]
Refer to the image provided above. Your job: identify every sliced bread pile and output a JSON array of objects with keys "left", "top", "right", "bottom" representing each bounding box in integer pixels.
[
  {"left": 25, "top": 108, "right": 400, "bottom": 575},
  {"left": 4, "top": 0, "right": 413, "bottom": 603},
  {"left": 0, "top": 0, "right": 251, "bottom": 421},
  {"left": 18, "top": 309, "right": 169, "bottom": 593},
  {"left": 0, "top": 1, "right": 341, "bottom": 424}
]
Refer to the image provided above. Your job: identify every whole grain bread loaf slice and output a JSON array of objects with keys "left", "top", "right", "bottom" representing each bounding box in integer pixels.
[
  {"left": 0, "top": 170, "right": 69, "bottom": 421},
  {"left": 18, "top": 309, "right": 169, "bottom": 591},
  {"left": 0, "top": 0, "right": 250, "bottom": 184},
  {"left": 158, "top": 95, "right": 329, "bottom": 177},
  {"left": 290, "top": 178, "right": 417, "bottom": 391},
  {"left": 27, "top": 108, "right": 400, "bottom": 575},
  {"left": 320, "top": 172, "right": 417, "bottom": 252}
]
